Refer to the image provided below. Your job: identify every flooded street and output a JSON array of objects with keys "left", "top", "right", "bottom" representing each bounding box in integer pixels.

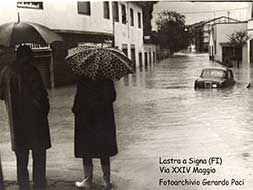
[
  {"left": 1, "top": 53, "right": 253, "bottom": 189},
  {"left": 114, "top": 53, "right": 253, "bottom": 189}
]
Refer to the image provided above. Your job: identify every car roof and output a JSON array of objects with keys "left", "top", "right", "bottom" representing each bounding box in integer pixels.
[{"left": 202, "top": 67, "right": 231, "bottom": 72}]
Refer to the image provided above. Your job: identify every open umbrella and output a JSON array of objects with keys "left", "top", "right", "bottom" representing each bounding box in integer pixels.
[
  {"left": 65, "top": 46, "right": 135, "bottom": 80},
  {"left": 0, "top": 21, "right": 63, "bottom": 47}
]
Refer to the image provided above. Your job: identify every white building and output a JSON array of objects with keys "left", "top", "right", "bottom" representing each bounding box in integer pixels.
[
  {"left": 0, "top": 1, "right": 156, "bottom": 87},
  {"left": 247, "top": 2, "right": 253, "bottom": 64},
  {"left": 210, "top": 22, "right": 247, "bottom": 65},
  {"left": 209, "top": 2, "right": 253, "bottom": 69}
]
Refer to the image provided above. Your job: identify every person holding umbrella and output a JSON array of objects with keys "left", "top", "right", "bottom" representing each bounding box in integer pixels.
[
  {"left": 0, "top": 19, "right": 62, "bottom": 190},
  {"left": 0, "top": 45, "right": 51, "bottom": 190},
  {"left": 66, "top": 46, "right": 135, "bottom": 190},
  {"left": 72, "top": 76, "right": 117, "bottom": 190}
]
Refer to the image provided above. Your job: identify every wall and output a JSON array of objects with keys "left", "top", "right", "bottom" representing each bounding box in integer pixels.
[
  {"left": 0, "top": 1, "right": 150, "bottom": 86},
  {"left": 0, "top": 2, "right": 17, "bottom": 24},
  {"left": 143, "top": 44, "right": 157, "bottom": 65},
  {"left": 213, "top": 23, "right": 247, "bottom": 63},
  {"left": 114, "top": 2, "right": 143, "bottom": 67},
  {"left": 247, "top": 20, "right": 253, "bottom": 64},
  {"left": 0, "top": 1, "right": 113, "bottom": 35},
  {"left": 246, "top": 2, "right": 253, "bottom": 20}
]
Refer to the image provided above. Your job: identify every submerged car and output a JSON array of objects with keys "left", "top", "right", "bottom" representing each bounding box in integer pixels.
[{"left": 194, "top": 67, "right": 236, "bottom": 89}]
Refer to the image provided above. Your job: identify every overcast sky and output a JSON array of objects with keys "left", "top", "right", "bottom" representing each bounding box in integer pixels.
[{"left": 152, "top": 1, "right": 250, "bottom": 28}]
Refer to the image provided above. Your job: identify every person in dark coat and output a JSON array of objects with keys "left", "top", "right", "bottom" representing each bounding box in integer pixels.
[
  {"left": 72, "top": 76, "right": 117, "bottom": 190},
  {"left": 0, "top": 45, "right": 51, "bottom": 190}
]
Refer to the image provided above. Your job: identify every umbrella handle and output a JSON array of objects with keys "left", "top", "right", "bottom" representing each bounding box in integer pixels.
[{"left": 17, "top": 12, "right": 20, "bottom": 23}]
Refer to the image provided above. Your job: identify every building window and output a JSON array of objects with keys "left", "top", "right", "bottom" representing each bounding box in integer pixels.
[
  {"left": 149, "top": 52, "right": 152, "bottom": 64},
  {"left": 138, "top": 12, "right": 141, "bottom": 28},
  {"left": 17, "top": 2, "right": 43, "bottom": 9},
  {"left": 130, "top": 45, "right": 136, "bottom": 66},
  {"left": 144, "top": 52, "right": 148, "bottom": 66},
  {"left": 122, "top": 44, "right": 128, "bottom": 56},
  {"left": 130, "top": 8, "right": 134, "bottom": 26},
  {"left": 103, "top": 1, "right": 110, "bottom": 19},
  {"left": 77, "top": 1, "right": 91, "bottom": 15},
  {"left": 250, "top": 39, "right": 253, "bottom": 63},
  {"left": 112, "top": 2, "right": 119, "bottom": 22},
  {"left": 214, "top": 40, "right": 216, "bottom": 54},
  {"left": 139, "top": 52, "right": 142, "bottom": 67},
  {"left": 121, "top": 4, "right": 126, "bottom": 24}
]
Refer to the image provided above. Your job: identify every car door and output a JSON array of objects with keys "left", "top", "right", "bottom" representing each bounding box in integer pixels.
[{"left": 227, "top": 70, "right": 235, "bottom": 86}]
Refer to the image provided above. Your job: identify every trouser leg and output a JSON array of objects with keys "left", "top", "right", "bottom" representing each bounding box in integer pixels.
[
  {"left": 32, "top": 149, "right": 47, "bottom": 190},
  {"left": 15, "top": 150, "right": 30, "bottom": 190},
  {"left": 101, "top": 157, "right": 112, "bottom": 190},
  {"left": 75, "top": 157, "right": 93, "bottom": 189}
]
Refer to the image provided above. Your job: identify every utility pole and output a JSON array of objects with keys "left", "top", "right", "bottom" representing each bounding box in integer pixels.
[
  {"left": 112, "top": 2, "right": 116, "bottom": 47},
  {"left": 227, "top": 11, "right": 230, "bottom": 22},
  {"left": 112, "top": 18, "right": 115, "bottom": 47},
  {"left": 0, "top": 156, "right": 4, "bottom": 190}
]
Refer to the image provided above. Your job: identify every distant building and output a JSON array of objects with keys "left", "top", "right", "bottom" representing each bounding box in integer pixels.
[
  {"left": 209, "top": 2, "right": 253, "bottom": 68},
  {"left": 190, "top": 16, "right": 242, "bottom": 53},
  {"left": 209, "top": 22, "right": 247, "bottom": 65},
  {"left": 247, "top": 2, "right": 253, "bottom": 65}
]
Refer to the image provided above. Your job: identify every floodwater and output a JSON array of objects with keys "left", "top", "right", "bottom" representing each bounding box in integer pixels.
[
  {"left": 113, "top": 53, "right": 253, "bottom": 189},
  {"left": 1, "top": 53, "right": 253, "bottom": 190}
]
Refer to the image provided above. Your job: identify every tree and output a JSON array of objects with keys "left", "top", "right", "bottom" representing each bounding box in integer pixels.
[
  {"left": 135, "top": 1, "right": 158, "bottom": 36},
  {"left": 227, "top": 30, "right": 250, "bottom": 68},
  {"left": 156, "top": 11, "right": 190, "bottom": 53}
]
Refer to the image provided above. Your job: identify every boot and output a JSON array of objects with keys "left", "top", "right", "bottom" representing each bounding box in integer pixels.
[
  {"left": 75, "top": 165, "right": 93, "bottom": 189},
  {"left": 101, "top": 165, "right": 112, "bottom": 190}
]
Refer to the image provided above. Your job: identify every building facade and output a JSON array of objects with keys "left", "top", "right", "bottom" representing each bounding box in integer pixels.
[
  {"left": 247, "top": 2, "right": 253, "bottom": 65},
  {"left": 0, "top": 1, "right": 157, "bottom": 87},
  {"left": 190, "top": 16, "right": 241, "bottom": 53},
  {"left": 210, "top": 22, "right": 247, "bottom": 65},
  {"left": 209, "top": 2, "right": 253, "bottom": 69}
]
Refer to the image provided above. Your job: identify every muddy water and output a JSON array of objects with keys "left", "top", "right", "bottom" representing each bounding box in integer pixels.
[{"left": 114, "top": 53, "right": 253, "bottom": 189}]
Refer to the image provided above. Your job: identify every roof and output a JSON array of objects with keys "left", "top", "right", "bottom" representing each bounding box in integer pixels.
[
  {"left": 202, "top": 16, "right": 241, "bottom": 25},
  {"left": 219, "top": 42, "right": 231, "bottom": 47},
  {"left": 190, "top": 16, "right": 242, "bottom": 28}
]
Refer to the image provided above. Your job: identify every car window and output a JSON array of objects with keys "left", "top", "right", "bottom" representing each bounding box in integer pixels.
[
  {"left": 228, "top": 70, "right": 233, "bottom": 79},
  {"left": 201, "top": 69, "right": 226, "bottom": 78},
  {"left": 227, "top": 71, "right": 231, "bottom": 78}
]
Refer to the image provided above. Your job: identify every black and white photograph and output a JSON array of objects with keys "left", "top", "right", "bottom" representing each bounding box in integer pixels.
[{"left": 0, "top": 0, "right": 253, "bottom": 189}]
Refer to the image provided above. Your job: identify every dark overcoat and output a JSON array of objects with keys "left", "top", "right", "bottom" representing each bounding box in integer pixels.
[
  {"left": 72, "top": 77, "right": 118, "bottom": 158},
  {"left": 0, "top": 62, "right": 51, "bottom": 151}
]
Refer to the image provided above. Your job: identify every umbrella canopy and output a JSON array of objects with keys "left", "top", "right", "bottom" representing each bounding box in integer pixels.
[
  {"left": 65, "top": 46, "right": 135, "bottom": 80},
  {"left": 0, "top": 21, "right": 63, "bottom": 47}
]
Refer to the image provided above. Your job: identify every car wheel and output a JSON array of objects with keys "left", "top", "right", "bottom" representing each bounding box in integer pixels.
[{"left": 194, "top": 82, "right": 198, "bottom": 89}]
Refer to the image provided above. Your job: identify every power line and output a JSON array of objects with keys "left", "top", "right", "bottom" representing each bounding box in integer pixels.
[{"left": 153, "top": 7, "right": 248, "bottom": 15}]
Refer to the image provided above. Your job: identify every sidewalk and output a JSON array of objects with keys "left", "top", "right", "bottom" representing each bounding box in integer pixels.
[
  {"left": 0, "top": 85, "right": 132, "bottom": 190},
  {"left": 2, "top": 180, "right": 107, "bottom": 190}
]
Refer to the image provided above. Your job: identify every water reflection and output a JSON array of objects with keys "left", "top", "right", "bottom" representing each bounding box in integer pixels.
[{"left": 120, "top": 53, "right": 251, "bottom": 89}]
